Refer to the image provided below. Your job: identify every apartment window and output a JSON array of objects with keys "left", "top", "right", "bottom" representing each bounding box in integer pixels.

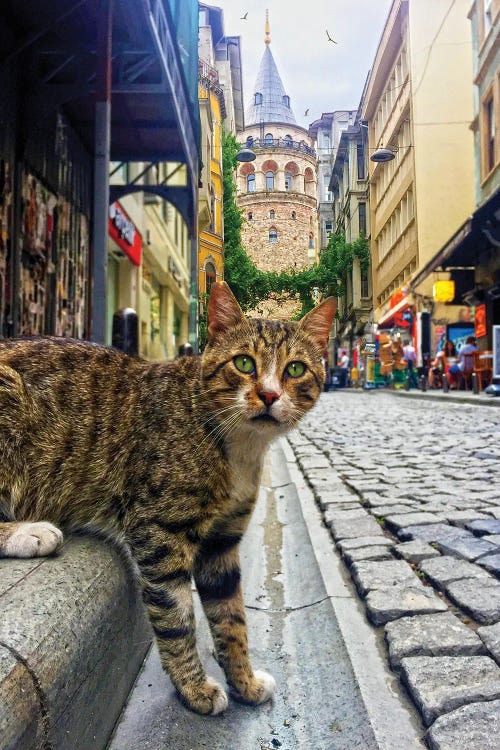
[
  {"left": 357, "top": 144, "right": 366, "bottom": 179},
  {"left": 484, "top": 0, "right": 493, "bottom": 36},
  {"left": 266, "top": 171, "right": 275, "bottom": 190},
  {"left": 205, "top": 262, "right": 216, "bottom": 295},
  {"left": 265, "top": 132, "right": 274, "bottom": 145},
  {"left": 359, "top": 202, "right": 367, "bottom": 236},
  {"left": 325, "top": 221, "right": 333, "bottom": 236},
  {"left": 247, "top": 173, "right": 255, "bottom": 192},
  {"left": 285, "top": 172, "right": 292, "bottom": 190},
  {"left": 483, "top": 92, "right": 496, "bottom": 175},
  {"left": 269, "top": 229, "right": 278, "bottom": 242}
]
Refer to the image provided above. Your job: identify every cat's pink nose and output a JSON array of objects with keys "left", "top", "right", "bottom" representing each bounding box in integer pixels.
[{"left": 258, "top": 390, "right": 281, "bottom": 407}]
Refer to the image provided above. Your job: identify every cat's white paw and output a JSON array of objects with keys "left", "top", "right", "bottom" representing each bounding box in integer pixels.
[
  {"left": 206, "top": 676, "right": 229, "bottom": 715},
  {"left": 253, "top": 669, "right": 276, "bottom": 704},
  {"left": 3, "top": 522, "right": 63, "bottom": 558}
]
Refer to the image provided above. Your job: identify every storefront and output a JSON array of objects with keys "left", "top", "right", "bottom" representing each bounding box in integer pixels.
[{"left": 106, "top": 200, "right": 142, "bottom": 345}]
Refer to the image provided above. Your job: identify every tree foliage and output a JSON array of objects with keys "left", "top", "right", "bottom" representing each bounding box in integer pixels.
[{"left": 217, "top": 131, "right": 370, "bottom": 321}]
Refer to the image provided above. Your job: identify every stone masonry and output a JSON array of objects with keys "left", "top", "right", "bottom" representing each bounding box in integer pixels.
[{"left": 288, "top": 389, "right": 500, "bottom": 749}]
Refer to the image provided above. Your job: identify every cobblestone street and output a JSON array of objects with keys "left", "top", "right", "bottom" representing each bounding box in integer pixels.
[{"left": 290, "top": 390, "right": 500, "bottom": 750}]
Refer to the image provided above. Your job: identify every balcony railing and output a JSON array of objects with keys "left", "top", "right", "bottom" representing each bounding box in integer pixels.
[{"left": 246, "top": 138, "right": 316, "bottom": 158}]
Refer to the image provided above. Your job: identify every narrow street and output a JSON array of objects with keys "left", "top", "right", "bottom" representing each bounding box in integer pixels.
[{"left": 109, "top": 390, "right": 500, "bottom": 750}]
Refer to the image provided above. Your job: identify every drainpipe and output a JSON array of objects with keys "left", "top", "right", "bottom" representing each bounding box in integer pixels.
[{"left": 90, "top": 0, "right": 112, "bottom": 343}]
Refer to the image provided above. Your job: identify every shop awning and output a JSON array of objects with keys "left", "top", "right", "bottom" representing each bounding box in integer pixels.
[
  {"left": 377, "top": 297, "right": 413, "bottom": 329},
  {"left": 411, "top": 188, "right": 500, "bottom": 290},
  {"left": 1, "top": 0, "right": 199, "bottom": 231}
]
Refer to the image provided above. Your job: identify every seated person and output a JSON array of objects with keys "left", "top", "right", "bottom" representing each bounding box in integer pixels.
[
  {"left": 431, "top": 340, "right": 456, "bottom": 387},
  {"left": 448, "top": 336, "right": 477, "bottom": 387}
]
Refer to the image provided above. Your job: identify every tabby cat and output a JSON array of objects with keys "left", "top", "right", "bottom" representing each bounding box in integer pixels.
[{"left": 0, "top": 281, "right": 335, "bottom": 715}]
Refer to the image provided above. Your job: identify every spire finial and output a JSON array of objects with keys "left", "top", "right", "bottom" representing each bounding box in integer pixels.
[{"left": 264, "top": 9, "right": 271, "bottom": 44}]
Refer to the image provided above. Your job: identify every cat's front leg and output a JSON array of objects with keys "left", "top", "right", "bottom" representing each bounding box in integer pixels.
[
  {"left": 194, "top": 527, "right": 276, "bottom": 706},
  {"left": 128, "top": 525, "right": 228, "bottom": 715}
]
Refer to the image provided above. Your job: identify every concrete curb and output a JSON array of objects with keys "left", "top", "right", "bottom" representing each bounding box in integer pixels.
[
  {"left": 336, "top": 387, "right": 500, "bottom": 408},
  {"left": 0, "top": 538, "right": 151, "bottom": 750}
]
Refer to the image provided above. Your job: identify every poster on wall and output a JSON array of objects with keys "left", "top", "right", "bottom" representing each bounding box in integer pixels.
[{"left": 447, "top": 323, "right": 475, "bottom": 352}]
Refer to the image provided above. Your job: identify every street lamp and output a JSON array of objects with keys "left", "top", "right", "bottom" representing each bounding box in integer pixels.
[
  {"left": 235, "top": 148, "right": 256, "bottom": 162},
  {"left": 370, "top": 147, "right": 395, "bottom": 163}
]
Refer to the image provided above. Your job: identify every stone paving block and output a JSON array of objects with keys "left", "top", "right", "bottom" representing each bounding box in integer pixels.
[
  {"left": 400, "top": 655, "right": 500, "bottom": 726},
  {"left": 343, "top": 545, "right": 394, "bottom": 566},
  {"left": 314, "top": 490, "right": 359, "bottom": 509},
  {"left": 483, "top": 534, "right": 500, "bottom": 545},
  {"left": 292, "top": 444, "right": 318, "bottom": 456},
  {"left": 466, "top": 518, "right": 500, "bottom": 536},
  {"left": 328, "top": 514, "right": 383, "bottom": 541},
  {"left": 385, "top": 512, "right": 446, "bottom": 533},
  {"left": 486, "top": 507, "right": 500, "bottom": 520},
  {"left": 478, "top": 622, "right": 500, "bottom": 666},
  {"left": 445, "top": 510, "right": 490, "bottom": 526},
  {"left": 385, "top": 611, "right": 485, "bottom": 669},
  {"left": 426, "top": 699, "right": 500, "bottom": 750},
  {"left": 419, "top": 556, "right": 492, "bottom": 589},
  {"left": 437, "top": 534, "right": 498, "bottom": 561},
  {"left": 364, "top": 496, "right": 413, "bottom": 508},
  {"left": 476, "top": 553, "right": 500, "bottom": 577},
  {"left": 350, "top": 559, "right": 417, "bottom": 597},
  {"left": 370, "top": 504, "right": 418, "bottom": 517},
  {"left": 298, "top": 455, "right": 330, "bottom": 471},
  {"left": 394, "top": 541, "right": 441, "bottom": 563},
  {"left": 365, "top": 584, "right": 448, "bottom": 626},
  {"left": 446, "top": 578, "right": 500, "bottom": 625},
  {"left": 323, "top": 507, "right": 370, "bottom": 524},
  {"left": 336, "top": 536, "right": 395, "bottom": 553},
  {"left": 397, "top": 523, "right": 469, "bottom": 543}
]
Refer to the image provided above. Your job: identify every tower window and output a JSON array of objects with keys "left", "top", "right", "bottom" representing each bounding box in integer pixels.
[
  {"left": 269, "top": 210, "right": 275, "bottom": 219},
  {"left": 247, "top": 173, "right": 255, "bottom": 192},
  {"left": 291, "top": 211, "right": 297, "bottom": 220},
  {"left": 264, "top": 132, "right": 273, "bottom": 145},
  {"left": 248, "top": 211, "right": 253, "bottom": 220},
  {"left": 283, "top": 95, "right": 290, "bottom": 107},
  {"left": 269, "top": 229, "right": 278, "bottom": 243},
  {"left": 309, "top": 233, "right": 314, "bottom": 249},
  {"left": 285, "top": 172, "right": 292, "bottom": 190},
  {"left": 254, "top": 92, "right": 263, "bottom": 105},
  {"left": 246, "top": 136, "right": 254, "bottom": 148},
  {"left": 284, "top": 134, "right": 292, "bottom": 146},
  {"left": 266, "top": 171, "right": 275, "bottom": 190}
]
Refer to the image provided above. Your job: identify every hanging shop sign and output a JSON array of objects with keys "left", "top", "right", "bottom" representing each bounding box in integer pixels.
[
  {"left": 474, "top": 303, "right": 487, "bottom": 339},
  {"left": 108, "top": 202, "right": 142, "bottom": 266},
  {"left": 433, "top": 280, "right": 455, "bottom": 303}
]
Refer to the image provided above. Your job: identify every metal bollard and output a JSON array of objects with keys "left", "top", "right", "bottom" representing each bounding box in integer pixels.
[
  {"left": 112, "top": 308, "right": 138, "bottom": 355},
  {"left": 178, "top": 343, "right": 194, "bottom": 357},
  {"left": 472, "top": 372, "right": 479, "bottom": 394},
  {"left": 419, "top": 375, "right": 427, "bottom": 392},
  {"left": 442, "top": 376, "right": 449, "bottom": 393}
]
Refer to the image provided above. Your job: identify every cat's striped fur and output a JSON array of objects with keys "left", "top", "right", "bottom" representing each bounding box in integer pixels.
[{"left": 0, "top": 282, "right": 335, "bottom": 715}]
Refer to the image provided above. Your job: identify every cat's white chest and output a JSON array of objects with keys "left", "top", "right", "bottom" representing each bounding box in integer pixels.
[{"left": 227, "top": 433, "right": 268, "bottom": 503}]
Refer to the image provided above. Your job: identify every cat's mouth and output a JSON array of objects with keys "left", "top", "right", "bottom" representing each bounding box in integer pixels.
[{"left": 251, "top": 413, "right": 280, "bottom": 425}]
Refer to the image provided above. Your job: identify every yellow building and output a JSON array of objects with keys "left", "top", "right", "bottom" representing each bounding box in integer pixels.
[{"left": 361, "top": 0, "right": 475, "bottom": 343}]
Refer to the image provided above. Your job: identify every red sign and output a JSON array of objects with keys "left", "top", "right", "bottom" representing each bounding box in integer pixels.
[
  {"left": 474, "top": 304, "right": 487, "bottom": 338},
  {"left": 108, "top": 202, "right": 142, "bottom": 266}
]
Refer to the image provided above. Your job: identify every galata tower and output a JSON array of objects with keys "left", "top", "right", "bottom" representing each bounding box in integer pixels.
[{"left": 236, "top": 12, "right": 319, "bottom": 317}]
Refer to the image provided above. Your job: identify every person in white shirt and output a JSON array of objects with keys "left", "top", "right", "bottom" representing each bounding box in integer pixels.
[
  {"left": 338, "top": 349, "right": 349, "bottom": 388},
  {"left": 402, "top": 339, "right": 418, "bottom": 388}
]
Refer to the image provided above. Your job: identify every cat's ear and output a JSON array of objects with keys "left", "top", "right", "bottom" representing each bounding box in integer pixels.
[
  {"left": 207, "top": 282, "right": 246, "bottom": 339},
  {"left": 298, "top": 297, "right": 337, "bottom": 349}
]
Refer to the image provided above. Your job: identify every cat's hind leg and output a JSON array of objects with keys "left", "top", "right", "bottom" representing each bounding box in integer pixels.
[{"left": 0, "top": 522, "right": 63, "bottom": 558}]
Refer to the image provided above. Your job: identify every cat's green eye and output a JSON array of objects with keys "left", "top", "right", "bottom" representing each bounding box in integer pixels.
[
  {"left": 234, "top": 355, "right": 256, "bottom": 374},
  {"left": 286, "top": 361, "right": 306, "bottom": 378}
]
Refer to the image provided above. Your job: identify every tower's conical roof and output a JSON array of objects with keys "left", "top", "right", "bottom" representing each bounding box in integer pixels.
[{"left": 245, "top": 15, "right": 297, "bottom": 127}]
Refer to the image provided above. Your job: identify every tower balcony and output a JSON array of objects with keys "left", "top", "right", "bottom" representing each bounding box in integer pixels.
[{"left": 246, "top": 137, "right": 316, "bottom": 159}]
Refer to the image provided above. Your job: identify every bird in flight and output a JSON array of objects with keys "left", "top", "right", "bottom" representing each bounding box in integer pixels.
[
  {"left": 241, "top": 12, "right": 248, "bottom": 20},
  {"left": 304, "top": 108, "right": 309, "bottom": 116},
  {"left": 326, "top": 30, "right": 337, "bottom": 44}
]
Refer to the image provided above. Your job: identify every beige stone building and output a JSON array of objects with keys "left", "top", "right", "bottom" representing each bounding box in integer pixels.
[
  {"left": 236, "top": 16, "right": 318, "bottom": 315},
  {"left": 361, "top": 0, "right": 475, "bottom": 354}
]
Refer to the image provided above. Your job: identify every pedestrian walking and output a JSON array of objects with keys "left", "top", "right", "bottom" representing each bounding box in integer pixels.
[
  {"left": 338, "top": 349, "right": 350, "bottom": 388},
  {"left": 402, "top": 339, "right": 418, "bottom": 388}
]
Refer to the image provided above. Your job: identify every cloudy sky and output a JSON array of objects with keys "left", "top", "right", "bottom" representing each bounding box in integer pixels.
[{"left": 211, "top": 0, "right": 394, "bottom": 128}]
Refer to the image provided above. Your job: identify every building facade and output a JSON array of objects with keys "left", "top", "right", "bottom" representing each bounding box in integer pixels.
[
  {"left": 309, "top": 111, "right": 357, "bottom": 250},
  {"left": 236, "top": 17, "right": 318, "bottom": 316},
  {"left": 361, "top": 0, "right": 475, "bottom": 356},
  {"left": 329, "top": 115, "right": 372, "bottom": 366}
]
